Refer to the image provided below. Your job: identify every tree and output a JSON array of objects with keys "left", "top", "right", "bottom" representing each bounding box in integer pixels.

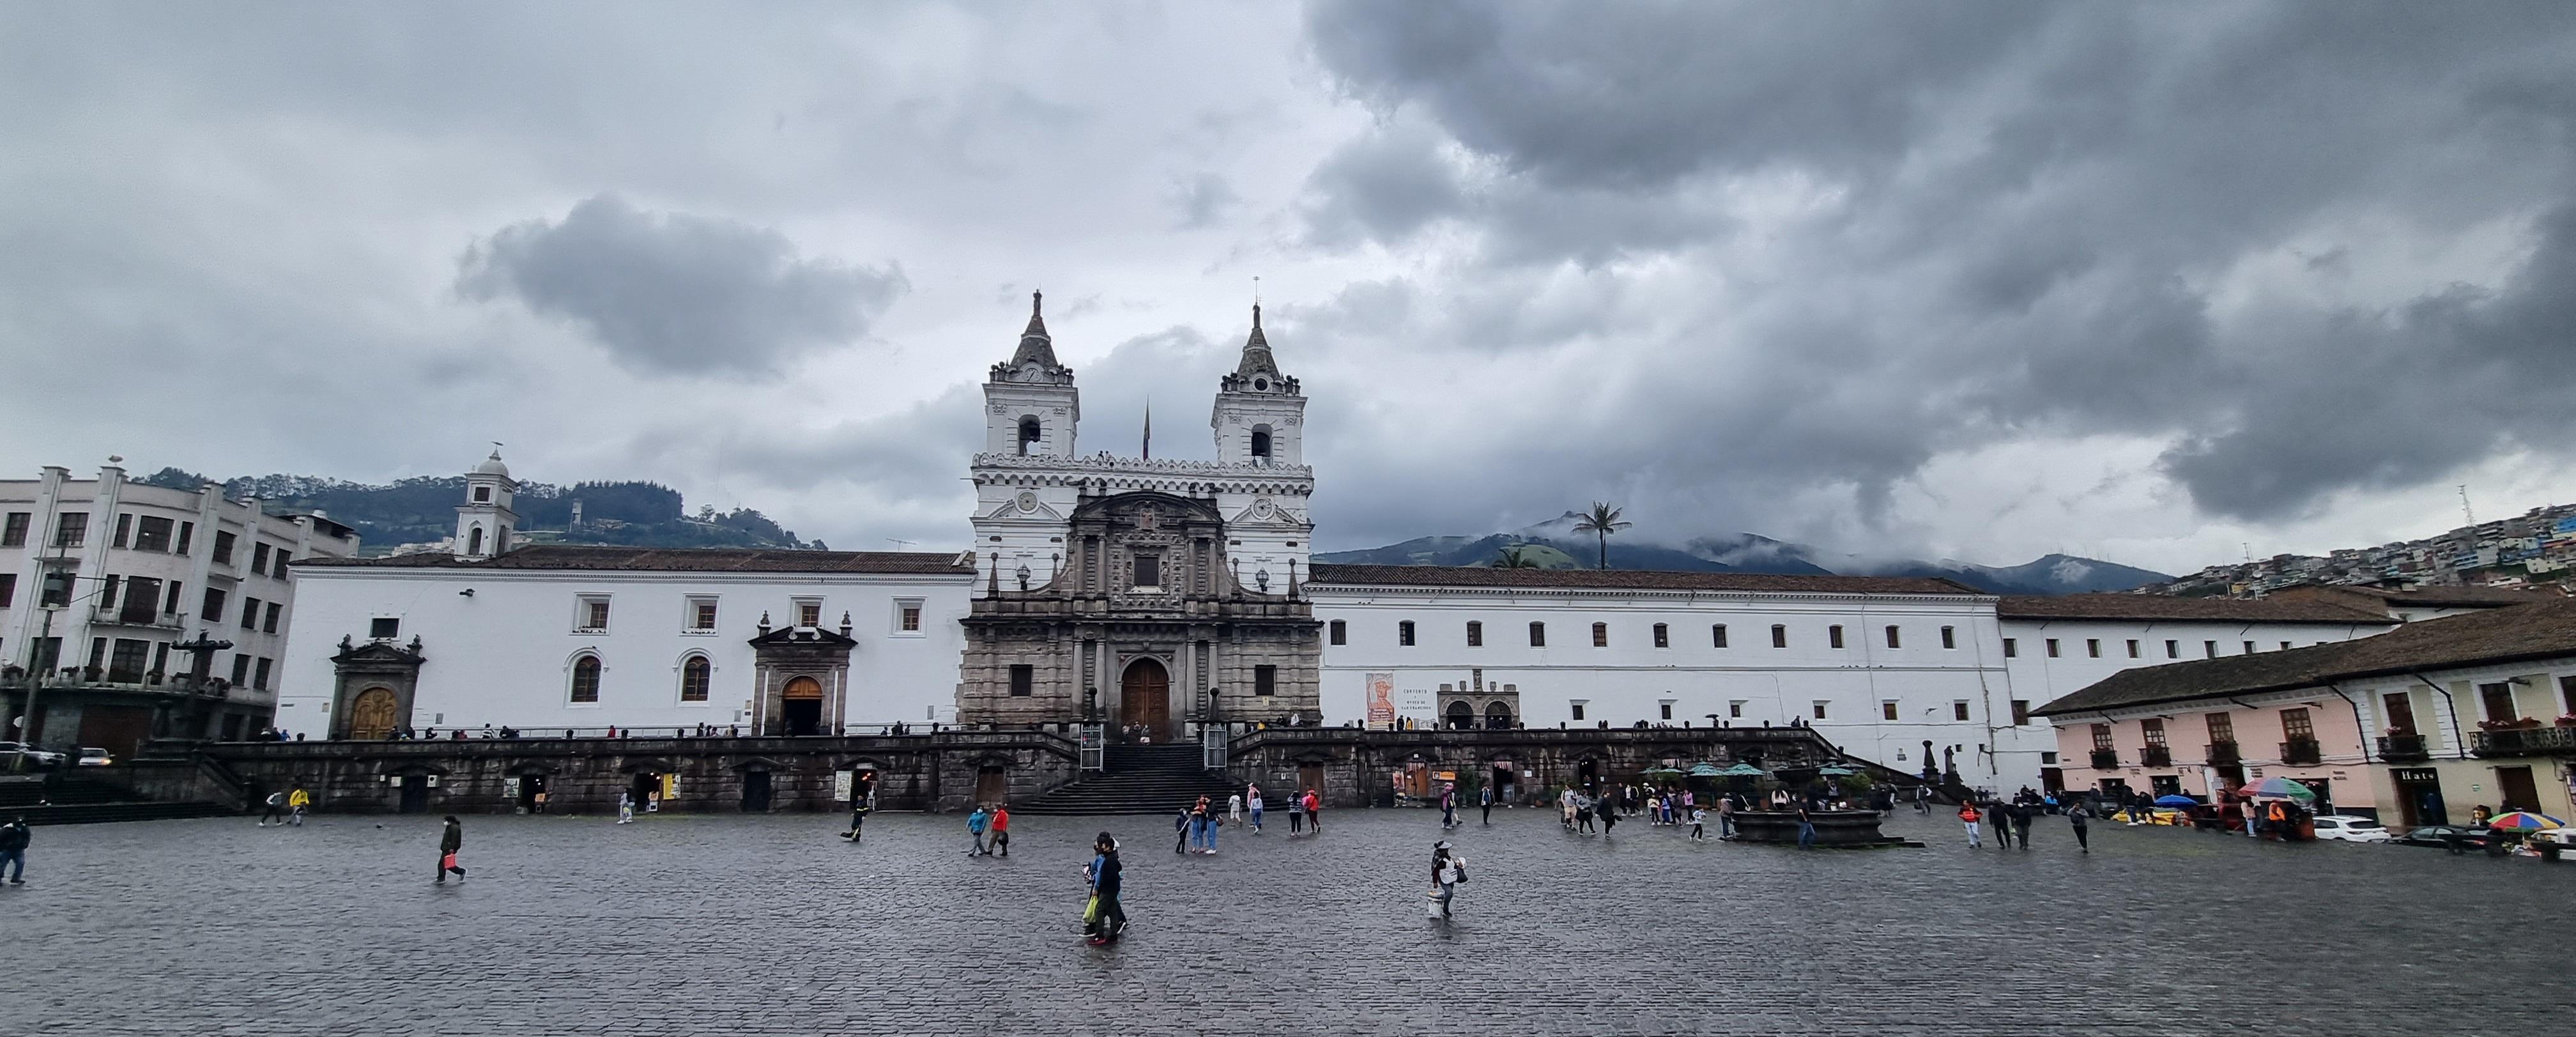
[
  {"left": 1494, "top": 544, "right": 1542, "bottom": 568},
  {"left": 1572, "top": 502, "right": 1631, "bottom": 570}
]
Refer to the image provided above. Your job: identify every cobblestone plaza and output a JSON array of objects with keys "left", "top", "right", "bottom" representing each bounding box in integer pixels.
[{"left": 6, "top": 808, "right": 2571, "bottom": 1036}]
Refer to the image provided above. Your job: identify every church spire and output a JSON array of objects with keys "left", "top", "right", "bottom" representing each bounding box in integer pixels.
[
  {"left": 1232, "top": 302, "right": 1279, "bottom": 381},
  {"left": 1009, "top": 289, "right": 1060, "bottom": 369}
]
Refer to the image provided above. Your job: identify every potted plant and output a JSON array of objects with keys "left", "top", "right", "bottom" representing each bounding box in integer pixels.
[{"left": 2556, "top": 714, "right": 2576, "bottom": 728}]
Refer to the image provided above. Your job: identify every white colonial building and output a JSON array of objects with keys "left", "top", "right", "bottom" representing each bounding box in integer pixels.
[{"left": 3, "top": 461, "right": 358, "bottom": 753}]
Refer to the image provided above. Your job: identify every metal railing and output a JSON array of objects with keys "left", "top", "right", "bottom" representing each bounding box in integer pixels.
[
  {"left": 2280, "top": 739, "right": 2322, "bottom": 766},
  {"left": 2472, "top": 725, "right": 2576, "bottom": 757},
  {"left": 2140, "top": 745, "right": 2172, "bottom": 767},
  {"left": 2205, "top": 741, "right": 2241, "bottom": 765},
  {"left": 2376, "top": 734, "right": 2431, "bottom": 761},
  {"left": 2089, "top": 749, "right": 2119, "bottom": 770}
]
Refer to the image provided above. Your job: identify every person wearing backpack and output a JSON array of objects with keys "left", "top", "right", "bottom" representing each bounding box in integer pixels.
[
  {"left": 0, "top": 815, "right": 30, "bottom": 885},
  {"left": 258, "top": 790, "right": 288, "bottom": 826},
  {"left": 1427, "top": 840, "right": 1466, "bottom": 919}
]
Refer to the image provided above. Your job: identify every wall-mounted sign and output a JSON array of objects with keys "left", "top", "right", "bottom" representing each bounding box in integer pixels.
[{"left": 1365, "top": 672, "right": 1395, "bottom": 727}]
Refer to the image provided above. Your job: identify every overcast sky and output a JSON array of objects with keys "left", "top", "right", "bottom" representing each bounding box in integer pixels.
[{"left": 6, "top": 3, "right": 2575, "bottom": 573}]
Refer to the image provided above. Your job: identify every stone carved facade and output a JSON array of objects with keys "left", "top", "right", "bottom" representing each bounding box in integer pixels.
[{"left": 957, "top": 297, "right": 1321, "bottom": 735}]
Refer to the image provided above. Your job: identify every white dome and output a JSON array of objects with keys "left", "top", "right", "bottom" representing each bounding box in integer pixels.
[{"left": 474, "top": 449, "right": 510, "bottom": 477}]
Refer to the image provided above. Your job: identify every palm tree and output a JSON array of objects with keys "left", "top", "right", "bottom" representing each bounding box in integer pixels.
[
  {"left": 1572, "top": 502, "right": 1631, "bottom": 570},
  {"left": 1494, "top": 544, "right": 1542, "bottom": 568}
]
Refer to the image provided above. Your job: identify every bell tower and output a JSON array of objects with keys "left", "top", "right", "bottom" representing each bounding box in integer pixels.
[
  {"left": 1211, "top": 303, "right": 1305, "bottom": 466},
  {"left": 983, "top": 291, "right": 1080, "bottom": 457},
  {"left": 454, "top": 447, "right": 518, "bottom": 560}
]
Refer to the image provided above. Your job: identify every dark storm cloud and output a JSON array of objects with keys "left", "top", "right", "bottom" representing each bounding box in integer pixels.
[
  {"left": 1299, "top": 0, "right": 2576, "bottom": 524},
  {"left": 457, "top": 194, "right": 907, "bottom": 378}
]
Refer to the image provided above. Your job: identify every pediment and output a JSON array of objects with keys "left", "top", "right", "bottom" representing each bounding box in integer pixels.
[
  {"left": 747, "top": 626, "right": 859, "bottom": 648},
  {"left": 985, "top": 492, "right": 1067, "bottom": 521}
]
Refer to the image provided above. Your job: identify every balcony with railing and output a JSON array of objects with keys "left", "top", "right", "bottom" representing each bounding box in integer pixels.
[
  {"left": 2376, "top": 733, "right": 2431, "bottom": 762},
  {"left": 2089, "top": 749, "right": 2119, "bottom": 770},
  {"left": 2280, "top": 738, "right": 2322, "bottom": 766},
  {"left": 2140, "top": 744, "right": 2173, "bottom": 767},
  {"left": 2205, "top": 741, "right": 2241, "bottom": 766},
  {"left": 2472, "top": 725, "right": 2576, "bottom": 757}
]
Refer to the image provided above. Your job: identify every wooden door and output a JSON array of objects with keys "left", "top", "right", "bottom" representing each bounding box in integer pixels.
[
  {"left": 975, "top": 767, "right": 1007, "bottom": 806},
  {"left": 2497, "top": 765, "right": 2541, "bottom": 813},
  {"left": 1120, "top": 658, "right": 1171, "bottom": 741},
  {"left": 347, "top": 687, "right": 399, "bottom": 741}
]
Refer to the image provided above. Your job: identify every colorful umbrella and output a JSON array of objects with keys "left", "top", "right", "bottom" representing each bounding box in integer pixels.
[
  {"left": 2153, "top": 794, "right": 2200, "bottom": 807},
  {"left": 2485, "top": 811, "right": 2564, "bottom": 830},
  {"left": 2237, "top": 777, "right": 2317, "bottom": 801}
]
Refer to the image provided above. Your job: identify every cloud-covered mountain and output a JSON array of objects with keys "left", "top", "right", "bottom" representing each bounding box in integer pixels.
[{"left": 1316, "top": 514, "right": 2168, "bottom": 595}]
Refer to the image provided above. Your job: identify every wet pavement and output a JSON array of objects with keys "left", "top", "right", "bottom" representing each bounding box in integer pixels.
[{"left": 3, "top": 804, "right": 2570, "bottom": 1035}]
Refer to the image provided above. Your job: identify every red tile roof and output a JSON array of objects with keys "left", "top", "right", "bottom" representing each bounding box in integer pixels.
[
  {"left": 1995, "top": 594, "right": 2394, "bottom": 625},
  {"left": 1305, "top": 564, "right": 1983, "bottom": 595}
]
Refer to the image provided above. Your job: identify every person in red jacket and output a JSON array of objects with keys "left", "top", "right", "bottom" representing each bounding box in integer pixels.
[
  {"left": 989, "top": 804, "right": 1011, "bottom": 857},
  {"left": 1303, "top": 789, "right": 1323, "bottom": 833},
  {"left": 1959, "top": 801, "right": 1983, "bottom": 849}
]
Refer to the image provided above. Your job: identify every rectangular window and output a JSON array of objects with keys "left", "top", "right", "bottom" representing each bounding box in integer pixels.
[
  {"left": 1812, "top": 700, "right": 1828, "bottom": 720},
  {"left": 370, "top": 617, "right": 400, "bottom": 640},
  {"left": 253, "top": 657, "right": 273, "bottom": 691},
  {"left": 240, "top": 596, "right": 260, "bottom": 629},
  {"left": 2090, "top": 723, "right": 2115, "bottom": 751},
  {"left": 134, "top": 515, "right": 174, "bottom": 553},
  {"left": 2479, "top": 682, "right": 2517, "bottom": 723},
  {"left": 687, "top": 597, "right": 719, "bottom": 631},
  {"left": 213, "top": 530, "right": 236, "bottom": 565},
  {"left": 1591, "top": 622, "right": 1609, "bottom": 648},
  {"left": 2280, "top": 640, "right": 2292, "bottom": 651},
  {"left": 2165, "top": 640, "right": 2179, "bottom": 659},
  {"left": 1940, "top": 626, "right": 1956, "bottom": 649},
  {"left": 1771, "top": 624, "right": 1787, "bottom": 649},
  {"left": 1885, "top": 625, "right": 1901, "bottom": 649},
  {"left": 2046, "top": 638, "right": 2060, "bottom": 657},
  {"left": 2561, "top": 675, "right": 2576, "bottom": 716},
  {"left": 1712, "top": 624, "right": 1728, "bottom": 648},
  {"left": 201, "top": 587, "right": 227, "bottom": 622},
  {"left": 1398, "top": 620, "right": 1416, "bottom": 647},
  {"left": 2242, "top": 640, "right": 2257, "bottom": 655},
  {"left": 99, "top": 574, "right": 119, "bottom": 613},
  {"left": 2126, "top": 639, "right": 2140, "bottom": 659},
  {"left": 2141, "top": 718, "right": 2168, "bottom": 747},
  {"left": 1529, "top": 622, "right": 1545, "bottom": 647},
  {"left": 797, "top": 599, "right": 822, "bottom": 627},
  {"left": 1009, "top": 664, "right": 1034, "bottom": 697},
  {"left": 2011, "top": 700, "right": 2030, "bottom": 725},
  {"left": 1329, "top": 619, "right": 1347, "bottom": 645},
  {"left": 2002, "top": 638, "right": 2017, "bottom": 657},
  {"left": 1653, "top": 623, "right": 1669, "bottom": 649},
  {"left": 2086, "top": 638, "right": 2101, "bottom": 658},
  {"left": 230, "top": 653, "right": 251, "bottom": 686},
  {"left": 112, "top": 513, "right": 132, "bottom": 548},
  {"left": 252, "top": 542, "right": 272, "bottom": 573},
  {"left": 161, "top": 577, "right": 185, "bottom": 618},
  {"left": 1466, "top": 620, "right": 1483, "bottom": 647},
  {"left": 273, "top": 551, "right": 292, "bottom": 578},
  {"left": 1828, "top": 625, "right": 1845, "bottom": 649},
  {"left": 898, "top": 603, "right": 923, "bottom": 633},
  {"left": 1953, "top": 701, "right": 1970, "bottom": 721},
  {"left": 0, "top": 572, "right": 12, "bottom": 608},
  {"left": 1659, "top": 702, "right": 1673, "bottom": 721},
  {"left": 578, "top": 595, "right": 611, "bottom": 632},
  {"left": 2204, "top": 640, "right": 2219, "bottom": 659},
  {"left": 2280, "top": 707, "right": 2315, "bottom": 741},
  {"left": 263, "top": 601, "right": 282, "bottom": 634},
  {"left": 2206, "top": 712, "right": 2235, "bottom": 744},
  {"left": 1255, "top": 664, "right": 1276, "bottom": 696},
  {"left": 108, "top": 638, "right": 148, "bottom": 682},
  {"left": 2381, "top": 691, "right": 2418, "bottom": 735},
  {"left": 54, "top": 512, "right": 87, "bottom": 548},
  {"left": 1882, "top": 701, "right": 1899, "bottom": 721},
  {"left": 0, "top": 512, "right": 27, "bottom": 548},
  {"left": 1133, "top": 552, "right": 1160, "bottom": 588},
  {"left": 1729, "top": 700, "right": 1745, "bottom": 719},
  {"left": 473, "top": 486, "right": 492, "bottom": 503},
  {"left": 1570, "top": 702, "right": 1586, "bottom": 721},
  {"left": 176, "top": 521, "right": 193, "bottom": 556}
]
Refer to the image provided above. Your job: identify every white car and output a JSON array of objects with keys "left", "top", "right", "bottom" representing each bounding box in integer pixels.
[
  {"left": 76, "top": 747, "right": 113, "bottom": 767},
  {"left": 2313, "top": 815, "right": 2393, "bottom": 843}
]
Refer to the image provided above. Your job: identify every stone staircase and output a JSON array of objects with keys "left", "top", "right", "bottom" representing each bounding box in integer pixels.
[
  {"left": 0, "top": 775, "right": 236, "bottom": 826},
  {"left": 1012, "top": 743, "right": 1240, "bottom": 816}
]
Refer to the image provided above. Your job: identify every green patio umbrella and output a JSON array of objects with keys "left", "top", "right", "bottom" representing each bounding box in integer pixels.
[
  {"left": 1685, "top": 763, "right": 1726, "bottom": 778},
  {"left": 1641, "top": 765, "right": 1685, "bottom": 778},
  {"left": 1710, "top": 763, "right": 1769, "bottom": 778},
  {"left": 1816, "top": 764, "right": 1860, "bottom": 777}
]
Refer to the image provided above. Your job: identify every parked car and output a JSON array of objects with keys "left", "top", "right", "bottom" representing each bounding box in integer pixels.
[
  {"left": 2528, "top": 829, "right": 2575, "bottom": 849},
  {"left": 0, "top": 742, "right": 67, "bottom": 768},
  {"left": 76, "top": 747, "right": 113, "bottom": 767},
  {"left": 2393, "top": 824, "right": 2491, "bottom": 850},
  {"left": 2312, "top": 815, "right": 2392, "bottom": 843}
]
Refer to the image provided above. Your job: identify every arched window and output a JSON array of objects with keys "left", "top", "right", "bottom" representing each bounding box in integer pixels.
[
  {"left": 679, "top": 655, "right": 710, "bottom": 702},
  {"left": 466, "top": 526, "right": 484, "bottom": 555},
  {"left": 1445, "top": 700, "right": 1475, "bottom": 729},
  {"left": 569, "top": 654, "right": 601, "bottom": 703},
  {"left": 1250, "top": 427, "right": 1272, "bottom": 462},
  {"left": 1017, "top": 417, "right": 1042, "bottom": 455},
  {"left": 1484, "top": 701, "right": 1514, "bottom": 730}
]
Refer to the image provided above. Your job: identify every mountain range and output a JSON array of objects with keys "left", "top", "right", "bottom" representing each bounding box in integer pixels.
[
  {"left": 1315, "top": 512, "right": 2170, "bottom": 596},
  {"left": 135, "top": 467, "right": 817, "bottom": 555}
]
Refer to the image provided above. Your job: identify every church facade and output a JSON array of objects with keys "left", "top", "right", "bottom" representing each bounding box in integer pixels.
[{"left": 954, "top": 295, "right": 1322, "bottom": 739}]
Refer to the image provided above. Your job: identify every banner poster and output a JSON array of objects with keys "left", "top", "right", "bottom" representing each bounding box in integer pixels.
[
  {"left": 660, "top": 773, "right": 681, "bottom": 799},
  {"left": 1397, "top": 685, "right": 1437, "bottom": 725},
  {"left": 1365, "top": 672, "right": 1395, "bottom": 728},
  {"left": 834, "top": 771, "right": 854, "bottom": 801}
]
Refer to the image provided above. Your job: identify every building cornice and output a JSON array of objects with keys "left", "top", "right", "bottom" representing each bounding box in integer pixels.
[
  {"left": 293, "top": 566, "right": 974, "bottom": 588},
  {"left": 1305, "top": 585, "right": 1999, "bottom": 608}
]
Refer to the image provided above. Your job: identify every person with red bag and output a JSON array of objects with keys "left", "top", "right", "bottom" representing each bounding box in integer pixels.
[{"left": 436, "top": 816, "right": 467, "bottom": 884}]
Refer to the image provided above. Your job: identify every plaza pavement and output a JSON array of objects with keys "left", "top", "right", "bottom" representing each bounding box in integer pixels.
[{"left": 2, "top": 805, "right": 2570, "bottom": 1036}]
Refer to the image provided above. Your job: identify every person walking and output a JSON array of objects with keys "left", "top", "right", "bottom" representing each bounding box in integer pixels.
[
  {"left": 967, "top": 804, "right": 992, "bottom": 857},
  {"left": 1427, "top": 840, "right": 1464, "bottom": 920},
  {"left": 1287, "top": 787, "right": 1305, "bottom": 834},
  {"left": 1202, "top": 802, "right": 1221, "bottom": 856},
  {"left": 436, "top": 816, "right": 466, "bottom": 884},
  {"left": 842, "top": 798, "right": 868, "bottom": 843},
  {"left": 2010, "top": 801, "right": 2033, "bottom": 850},
  {"left": 1480, "top": 783, "right": 1494, "bottom": 826},
  {"left": 617, "top": 790, "right": 636, "bottom": 825},
  {"left": 1228, "top": 791, "right": 1245, "bottom": 826},
  {"left": 989, "top": 804, "right": 1011, "bottom": 857},
  {"left": 1439, "top": 783, "right": 1457, "bottom": 830},
  {"left": 0, "top": 815, "right": 28, "bottom": 885},
  {"left": 1175, "top": 804, "right": 1194, "bottom": 853},
  {"left": 1084, "top": 832, "right": 1126, "bottom": 946},
  {"left": 1304, "top": 788, "right": 1322, "bottom": 833},
  {"left": 1915, "top": 784, "right": 1932, "bottom": 814},
  {"left": 1190, "top": 796, "right": 1214, "bottom": 854},
  {"left": 1597, "top": 795, "right": 1618, "bottom": 836},
  {"left": 2068, "top": 803, "right": 2090, "bottom": 853},
  {"left": 1716, "top": 795, "right": 1737, "bottom": 840},
  {"left": 1795, "top": 801, "right": 1816, "bottom": 850},
  {"left": 1959, "top": 800, "right": 1983, "bottom": 849},
  {"left": 1689, "top": 806, "right": 1707, "bottom": 841},
  {"left": 1247, "top": 785, "right": 1265, "bottom": 834},
  {"left": 1575, "top": 792, "right": 1596, "bottom": 834},
  {"left": 258, "top": 788, "right": 288, "bottom": 827},
  {"left": 288, "top": 786, "right": 310, "bottom": 827}
]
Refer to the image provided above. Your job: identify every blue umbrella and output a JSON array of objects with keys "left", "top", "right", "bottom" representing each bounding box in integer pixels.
[{"left": 2154, "top": 794, "right": 2199, "bottom": 807}]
